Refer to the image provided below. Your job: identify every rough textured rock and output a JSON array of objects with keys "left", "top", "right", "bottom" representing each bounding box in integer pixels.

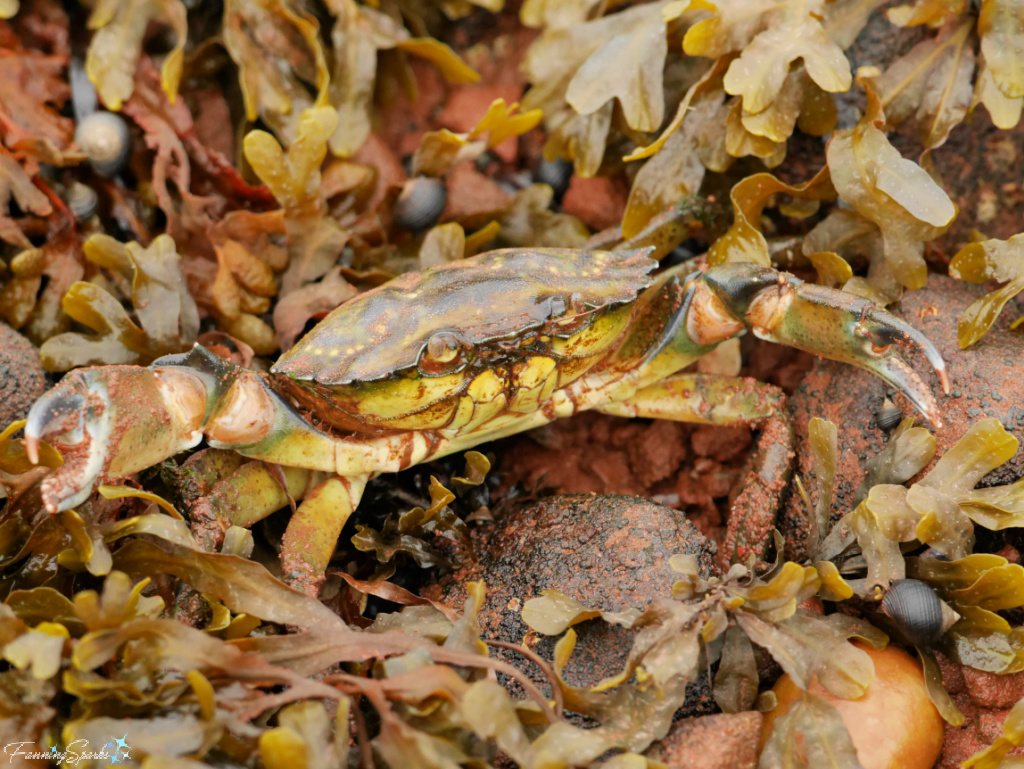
[
  {"left": 782, "top": 276, "right": 1024, "bottom": 560},
  {"left": 962, "top": 667, "right": 1024, "bottom": 710},
  {"left": 436, "top": 83, "right": 523, "bottom": 163},
  {"left": 645, "top": 712, "right": 762, "bottom": 769},
  {"left": 496, "top": 411, "right": 754, "bottom": 544},
  {"left": 0, "top": 322, "right": 46, "bottom": 428},
  {"left": 423, "top": 494, "right": 718, "bottom": 715},
  {"left": 440, "top": 162, "right": 513, "bottom": 226},
  {"left": 937, "top": 695, "right": 1024, "bottom": 769},
  {"left": 926, "top": 641, "right": 1024, "bottom": 768},
  {"left": 561, "top": 175, "right": 629, "bottom": 232}
]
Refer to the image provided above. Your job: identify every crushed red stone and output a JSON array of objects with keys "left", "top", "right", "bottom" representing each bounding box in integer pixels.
[
  {"left": 352, "top": 132, "right": 407, "bottom": 212},
  {"left": 441, "top": 162, "right": 513, "bottom": 225},
  {"left": 962, "top": 667, "right": 1024, "bottom": 710},
  {"left": 496, "top": 412, "right": 750, "bottom": 544},
  {"left": 190, "top": 87, "right": 234, "bottom": 159},
  {"left": 691, "top": 424, "right": 752, "bottom": 462},
  {"left": 376, "top": 59, "right": 447, "bottom": 159},
  {"left": 436, "top": 83, "right": 523, "bottom": 163},
  {"left": 937, "top": 693, "right": 1024, "bottom": 769},
  {"left": 645, "top": 712, "right": 763, "bottom": 769},
  {"left": 561, "top": 175, "right": 630, "bottom": 231},
  {"left": 934, "top": 651, "right": 1024, "bottom": 768}
]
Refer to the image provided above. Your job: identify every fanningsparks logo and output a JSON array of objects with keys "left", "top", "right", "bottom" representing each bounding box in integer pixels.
[{"left": 4, "top": 735, "right": 132, "bottom": 764}]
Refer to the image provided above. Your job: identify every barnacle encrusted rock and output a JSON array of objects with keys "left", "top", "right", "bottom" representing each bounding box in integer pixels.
[
  {"left": 782, "top": 276, "right": 1024, "bottom": 560},
  {"left": 0, "top": 322, "right": 46, "bottom": 428}
]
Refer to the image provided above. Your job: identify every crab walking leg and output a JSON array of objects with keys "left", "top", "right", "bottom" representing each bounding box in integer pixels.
[
  {"left": 599, "top": 373, "right": 793, "bottom": 566},
  {"left": 597, "top": 372, "right": 785, "bottom": 424},
  {"left": 189, "top": 459, "right": 327, "bottom": 553},
  {"left": 279, "top": 474, "right": 368, "bottom": 596}
]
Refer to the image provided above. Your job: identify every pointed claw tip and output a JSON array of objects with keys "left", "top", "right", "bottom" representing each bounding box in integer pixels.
[
  {"left": 923, "top": 395, "right": 944, "bottom": 429},
  {"left": 25, "top": 435, "right": 39, "bottom": 466}
]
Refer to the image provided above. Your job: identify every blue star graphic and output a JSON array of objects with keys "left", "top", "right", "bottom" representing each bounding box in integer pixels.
[
  {"left": 49, "top": 745, "right": 59, "bottom": 754},
  {"left": 104, "top": 741, "right": 115, "bottom": 752},
  {"left": 114, "top": 736, "right": 130, "bottom": 752},
  {"left": 109, "top": 753, "right": 123, "bottom": 765}
]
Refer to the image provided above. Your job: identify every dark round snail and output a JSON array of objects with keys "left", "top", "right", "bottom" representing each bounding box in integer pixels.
[
  {"left": 534, "top": 157, "right": 573, "bottom": 198},
  {"left": 880, "top": 578, "right": 960, "bottom": 649},
  {"left": 74, "top": 111, "right": 131, "bottom": 176},
  {"left": 394, "top": 177, "right": 447, "bottom": 232},
  {"left": 876, "top": 397, "right": 902, "bottom": 431}
]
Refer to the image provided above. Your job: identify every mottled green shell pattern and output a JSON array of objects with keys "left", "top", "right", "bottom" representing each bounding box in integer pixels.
[{"left": 273, "top": 247, "right": 657, "bottom": 384}]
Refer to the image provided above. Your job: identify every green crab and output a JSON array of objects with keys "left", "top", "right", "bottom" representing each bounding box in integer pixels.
[{"left": 24, "top": 248, "right": 948, "bottom": 595}]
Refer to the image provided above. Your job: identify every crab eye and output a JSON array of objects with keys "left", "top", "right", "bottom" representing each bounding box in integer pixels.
[
  {"left": 548, "top": 296, "right": 567, "bottom": 317},
  {"left": 426, "top": 332, "right": 460, "bottom": 363}
]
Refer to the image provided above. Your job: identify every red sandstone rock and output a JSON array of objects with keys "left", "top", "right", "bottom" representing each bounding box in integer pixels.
[
  {"left": 352, "top": 132, "right": 407, "bottom": 212},
  {"left": 436, "top": 84, "right": 523, "bottom": 163},
  {"left": 561, "top": 175, "right": 629, "bottom": 231},
  {"left": 936, "top": 694, "right": 1024, "bottom": 768},
  {"left": 935, "top": 651, "right": 966, "bottom": 696},
  {"left": 963, "top": 667, "right": 1024, "bottom": 709},
  {"left": 646, "top": 712, "right": 762, "bottom": 769},
  {"left": 690, "top": 425, "right": 753, "bottom": 462},
  {"left": 441, "top": 163, "right": 512, "bottom": 226}
]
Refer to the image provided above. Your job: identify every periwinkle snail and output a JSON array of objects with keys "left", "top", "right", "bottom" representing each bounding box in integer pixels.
[
  {"left": 880, "top": 578, "right": 960, "bottom": 648},
  {"left": 74, "top": 112, "right": 131, "bottom": 176},
  {"left": 534, "top": 157, "right": 573, "bottom": 198},
  {"left": 394, "top": 177, "right": 447, "bottom": 232},
  {"left": 65, "top": 181, "right": 98, "bottom": 221},
  {"left": 876, "top": 397, "right": 903, "bottom": 431}
]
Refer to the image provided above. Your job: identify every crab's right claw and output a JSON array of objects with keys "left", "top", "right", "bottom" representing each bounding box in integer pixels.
[
  {"left": 852, "top": 304, "right": 951, "bottom": 422},
  {"left": 700, "top": 264, "right": 949, "bottom": 427},
  {"left": 25, "top": 366, "right": 207, "bottom": 512},
  {"left": 753, "top": 279, "right": 949, "bottom": 427}
]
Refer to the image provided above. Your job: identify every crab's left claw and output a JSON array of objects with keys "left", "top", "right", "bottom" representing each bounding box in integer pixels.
[
  {"left": 25, "top": 365, "right": 207, "bottom": 512},
  {"left": 700, "top": 264, "right": 949, "bottom": 427}
]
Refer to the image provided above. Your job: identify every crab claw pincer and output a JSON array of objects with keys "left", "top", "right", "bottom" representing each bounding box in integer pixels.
[
  {"left": 24, "top": 365, "right": 208, "bottom": 512},
  {"left": 701, "top": 264, "right": 950, "bottom": 427}
]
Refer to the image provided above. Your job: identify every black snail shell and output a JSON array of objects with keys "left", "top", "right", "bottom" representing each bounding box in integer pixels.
[
  {"left": 74, "top": 111, "right": 131, "bottom": 176},
  {"left": 534, "top": 157, "right": 573, "bottom": 198},
  {"left": 876, "top": 397, "right": 903, "bottom": 431},
  {"left": 394, "top": 177, "right": 447, "bottom": 232},
  {"left": 881, "top": 578, "right": 959, "bottom": 648}
]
